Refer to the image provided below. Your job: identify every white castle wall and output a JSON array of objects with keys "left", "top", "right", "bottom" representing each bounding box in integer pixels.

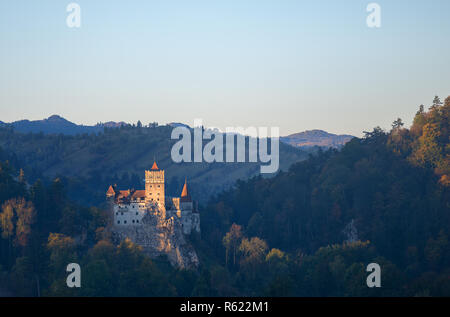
[
  {"left": 112, "top": 200, "right": 200, "bottom": 235},
  {"left": 113, "top": 203, "right": 146, "bottom": 225}
]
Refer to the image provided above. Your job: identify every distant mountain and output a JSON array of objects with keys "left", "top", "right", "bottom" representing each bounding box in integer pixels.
[
  {"left": 4, "top": 115, "right": 102, "bottom": 135},
  {"left": 281, "top": 129, "right": 354, "bottom": 149},
  {"left": 3, "top": 115, "right": 181, "bottom": 135}
]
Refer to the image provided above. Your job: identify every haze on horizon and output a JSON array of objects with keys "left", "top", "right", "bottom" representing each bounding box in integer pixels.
[{"left": 1, "top": 0, "right": 449, "bottom": 137}]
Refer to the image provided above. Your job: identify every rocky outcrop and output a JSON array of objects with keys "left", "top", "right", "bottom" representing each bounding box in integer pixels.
[{"left": 110, "top": 211, "right": 199, "bottom": 269}]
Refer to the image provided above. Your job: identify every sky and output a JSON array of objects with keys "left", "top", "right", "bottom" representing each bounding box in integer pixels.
[{"left": 0, "top": 0, "right": 449, "bottom": 137}]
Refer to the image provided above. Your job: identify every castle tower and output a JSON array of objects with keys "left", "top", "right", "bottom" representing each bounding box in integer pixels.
[
  {"left": 145, "top": 161, "right": 165, "bottom": 209},
  {"left": 180, "top": 178, "right": 193, "bottom": 211}
]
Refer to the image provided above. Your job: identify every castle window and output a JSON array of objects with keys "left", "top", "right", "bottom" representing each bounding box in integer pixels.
[
  {"left": 121, "top": 212, "right": 123, "bottom": 215},
  {"left": 136, "top": 212, "right": 138, "bottom": 215},
  {"left": 117, "top": 221, "right": 120, "bottom": 224},
  {"left": 132, "top": 220, "right": 135, "bottom": 223},
  {"left": 124, "top": 220, "right": 127, "bottom": 224},
  {"left": 137, "top": 220, "right": 139, "bottom": 223}
]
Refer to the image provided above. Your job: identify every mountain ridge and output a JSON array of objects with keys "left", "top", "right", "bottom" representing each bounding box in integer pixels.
[{"left": 2, "top": 115, "right": 354, "bottom": 149}]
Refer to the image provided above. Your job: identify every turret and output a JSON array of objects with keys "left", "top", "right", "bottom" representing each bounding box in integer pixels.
[
  {"left": 106, "top": 185, "right": 116, "bottom": 199},
  {"left": 180, "top": 178, "right": 193, "bottom": 210},
  {"left": 180, "top": 178, "right": 192, "bottom": 202}
]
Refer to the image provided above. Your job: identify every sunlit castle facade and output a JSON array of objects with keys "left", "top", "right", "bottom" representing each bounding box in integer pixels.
[{"left": 106, "top": 161, "right": 200, "bottom": 235}]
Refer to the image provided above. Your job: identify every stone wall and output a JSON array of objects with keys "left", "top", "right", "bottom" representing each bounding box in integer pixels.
[{"left": 110, "top": 211, "right": 199, "bottom": 269}]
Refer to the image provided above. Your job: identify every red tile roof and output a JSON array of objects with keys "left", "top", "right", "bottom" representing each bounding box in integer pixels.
[
  {"left": 106, "top": 185, "right": 116, "bottom": 196},
  {"left": 119, "top": 190, "right": 130, "bottom": 197},
  {"left": 151, "top": 161, "right": 159, "bottom": 170},
  {"left": 180, "top": 179, "right": 192, "bottom": 202},
  {"left": 131, "top": 190, "right": 146, "bottom": 198}
]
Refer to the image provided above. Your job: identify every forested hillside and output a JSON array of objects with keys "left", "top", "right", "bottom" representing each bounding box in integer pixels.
[
  {"left": 199, "top": 96, "right": 450, "bottom": 296},
  {"left": 0, "top": 125, "right": 307, "bottom": 204},
  {"left": 0, "top": 96, "right": 448, "bottom": 297}
]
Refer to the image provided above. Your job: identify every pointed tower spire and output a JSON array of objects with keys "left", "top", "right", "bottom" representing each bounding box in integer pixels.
[
  {"left": 180, "top": 177, "right": 192, "bottom": 202},
  {"left": 151, "top": 160, "right": 159, "bottom": 170},
  {"left": 106, "top": 185, "right": 116, "bottom": 197}
]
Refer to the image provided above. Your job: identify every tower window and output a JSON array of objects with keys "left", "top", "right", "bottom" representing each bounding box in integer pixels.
[
  {"left": 124, "top": 220, "right": 127, "bottom": 224},
  {"left": 117, "top": 221, "right": 120, "bottom": 224}
]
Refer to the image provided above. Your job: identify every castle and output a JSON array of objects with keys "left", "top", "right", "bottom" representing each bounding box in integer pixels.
[
  {"left": 106, "top": 161, "right": 200, "bottom": 235},
  {"left": 105, "top": 161, "right": 200, "bottom": 268}
]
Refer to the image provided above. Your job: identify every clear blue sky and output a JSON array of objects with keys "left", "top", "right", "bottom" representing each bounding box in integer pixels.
[{"left": 0, "top": 0, "right": 449, "bottom": 136}]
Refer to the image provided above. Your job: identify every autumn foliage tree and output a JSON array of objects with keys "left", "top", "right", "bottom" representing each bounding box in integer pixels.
[
  {"left": 0, "top": 198, "right": 35, "bottom": 253},
  {"left": 408, "top": 96, "right": 450, "bottom": 186},
  {"left": 222, "top": 223, "right": 243, "bottom": 268}
]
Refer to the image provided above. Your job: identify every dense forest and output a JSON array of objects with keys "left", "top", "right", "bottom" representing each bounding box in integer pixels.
[{"left": 0, "top": 96, "right": 449, "bottom": 296}]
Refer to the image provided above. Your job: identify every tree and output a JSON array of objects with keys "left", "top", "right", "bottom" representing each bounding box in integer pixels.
[
  {"left": 222, "top": 224, "right": 243, "bottom": 267},
  {"left": 431, "top": 95, "right": 443, "bottom": 110},
  {"left": 239, "top": 237, "right": 268, "bottom": 270},
  {"left": 13, "top": 198, "right": 36, "bottom": 247},
  {"left": 0, "top": 198, "right": 36, "bottom": 248},
  {"left": 0, "top": 203, "right": 14, "bottom": 241},
  {"left": 363, "top": 126, "right": 385, "bottom": 141},
  {"left": 265, "top": 248, "right": 289, "bottom": 277},
  {"left": 410, "top": 123, "right": 443, "bottom": 168},
  {"left": 391, "top": 118, "right": 404, "bottom": 131},
  {"left": 416, "top": 104, "right": 425, "bottom": 115},
  {"left": 266, "top": 248, "right": 286, "bottom": 263},
  {"left": 46, "top": 233, "right": 77, "bottom": 275},
  {"left": 0, "top": 202, "right": 14, "bottom": 265}
]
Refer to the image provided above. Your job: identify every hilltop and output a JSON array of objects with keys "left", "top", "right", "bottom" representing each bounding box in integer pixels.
[
  {"left": 1, "top": 115, "right": 130, "bottom": 135},
  {"left": 281, "top": 129, "right": 354, "bottom": 149}
]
